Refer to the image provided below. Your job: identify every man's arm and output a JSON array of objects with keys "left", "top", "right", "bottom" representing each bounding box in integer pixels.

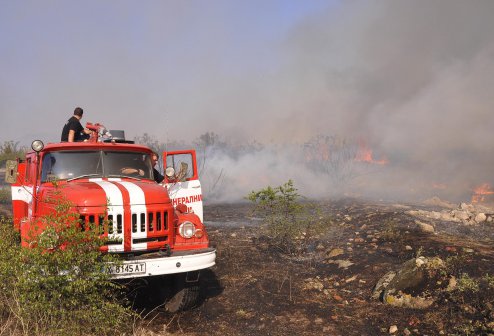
[{"left": 68, "top": 130, "right": 75, "bottom": 142}]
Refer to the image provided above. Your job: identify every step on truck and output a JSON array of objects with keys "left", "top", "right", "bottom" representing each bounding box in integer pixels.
[{"left": 4, "top": 124, "right": 216, "bottom": 312}]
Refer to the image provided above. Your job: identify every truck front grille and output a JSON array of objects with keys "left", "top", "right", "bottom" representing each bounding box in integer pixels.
[{"left": 79, "top": 208, "right": 171, "bottom": 251}]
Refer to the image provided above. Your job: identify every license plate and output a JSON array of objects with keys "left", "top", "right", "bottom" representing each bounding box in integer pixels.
[{"left": 108, "top": 263, "right": 146, "bottom": 275}]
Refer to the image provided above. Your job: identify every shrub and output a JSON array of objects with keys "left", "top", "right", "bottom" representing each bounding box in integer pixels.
[
  {"left": 0, "top": 140, "right": 26, "bottom": 166},
  {"left": 0, "top": 186, "right": 10, "bottom": 204},
  {"left": 0, "top": 194, "right": 135, "bottom": 335},
  {"left": 484, "top": 273, "right": 494, "bottom": 289},
  {"left": 247, "top": 180, "right": 329, "bottom": 254},
  {"left": 456, "top": 273, "right": 480, "bottom": 293}
]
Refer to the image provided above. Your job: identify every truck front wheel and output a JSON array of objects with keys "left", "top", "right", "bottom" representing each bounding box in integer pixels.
[{"left": 165, "top": 272, "right": 201, "bottom": 312}]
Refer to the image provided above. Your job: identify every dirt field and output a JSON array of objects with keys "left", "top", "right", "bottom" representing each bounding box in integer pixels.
[
  {"left": 142, "top": 200, "right": 494, "bottom": 336},
  {"left": 2, "top": 199, "right": 493, "bottom": 335}
]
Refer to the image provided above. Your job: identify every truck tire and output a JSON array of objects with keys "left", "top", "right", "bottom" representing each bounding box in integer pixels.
[{"left": 165, "top": 273, "right": 201, "bottom": 312}]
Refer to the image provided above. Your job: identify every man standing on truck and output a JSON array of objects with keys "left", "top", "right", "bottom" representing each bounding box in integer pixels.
[{"left": 61, "top": 107, "right": 91, "bottom": 142}]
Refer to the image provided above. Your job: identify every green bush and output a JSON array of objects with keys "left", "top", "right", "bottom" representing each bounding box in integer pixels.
[
  {"left": 0, "top": 195, "right": 135, "bottom": 335},
  {"left": 0, "top": 140, "right": 26, "bottom": 166},
  {"left": 247, "top": 180, "right": 329, "bottom": 254},
  {"left": 0, "top": 186, "right": 11, "bottom": 204},
  {"left": 456, "top": 273, "right": 481, "bottom": 293}
]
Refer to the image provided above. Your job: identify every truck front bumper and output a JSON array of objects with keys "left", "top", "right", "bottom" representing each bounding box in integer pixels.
[{"left": 109, "top": 248, "right": 216, "bottom": 279}]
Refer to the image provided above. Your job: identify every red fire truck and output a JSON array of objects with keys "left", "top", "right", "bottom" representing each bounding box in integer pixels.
[{"left": 4, "top": 125, "right": 215, "bottom": 312}]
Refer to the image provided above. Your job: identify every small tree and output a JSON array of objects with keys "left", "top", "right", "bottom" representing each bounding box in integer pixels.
[
  {"left": 247, "top": 180, "right": 329, "bottom": 255},
  {"left": 0, "top": 140, "right": 26, "bottom": 166}
]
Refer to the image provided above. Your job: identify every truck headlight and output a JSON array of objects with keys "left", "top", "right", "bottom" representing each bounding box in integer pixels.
[
  {"left": 178, "top": 221, "right": 196, "bottom": 239},
  {"left": 31, "top": 140, "right": 44, "bottom": 152}
]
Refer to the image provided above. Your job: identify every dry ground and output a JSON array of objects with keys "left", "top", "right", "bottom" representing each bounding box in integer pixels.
[
  {"left": 1, "top": 198, "right": 493, "bottom": 335},
  {"left": 141, "top": 200, "right": 494, "bottom": 336}
]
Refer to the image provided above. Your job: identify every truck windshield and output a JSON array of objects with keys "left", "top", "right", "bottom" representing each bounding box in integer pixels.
[{"left": 41, "top": 151, "right": 153, "bottom": 182}]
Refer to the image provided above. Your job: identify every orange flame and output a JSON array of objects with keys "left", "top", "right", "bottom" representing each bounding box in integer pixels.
[
  {"left": 471, "top": 183, "right": 494, "bottom": 203},
  {"left": 355, "top": 142, "right": 388, "bottom": 165}
]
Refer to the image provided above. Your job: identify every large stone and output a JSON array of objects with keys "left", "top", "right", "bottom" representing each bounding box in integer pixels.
[
  {"left": 389, "top": 325, "right": 398, "bottom": 334},
  {"left": 384, "top": 258, "right": 426, "bottom": 295},
  {"left": 415, "top": 220, "right": 435, "bottom": 233},
  {"left": 452, "top": 210, "right": 470, "bottom": 221},
  {"left": 371, "top": 271, "right": 396, "bottom": 300},
  {"left": 327, "top": 248, "right": 344, "bottom": 258},
  {"left": 475, "top": 213, "right": 487, "bottom": 223},
  {"left": 373, "top": 257, "right": 436, "bottom": 308}
]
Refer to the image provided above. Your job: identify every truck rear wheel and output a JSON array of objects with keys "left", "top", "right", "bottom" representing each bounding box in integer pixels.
[{"left": 165, "top": 272, "right": 201, "bottom": 312}]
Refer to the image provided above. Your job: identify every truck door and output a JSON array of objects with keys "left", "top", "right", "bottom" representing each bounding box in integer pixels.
[
  {"left": 7, "top": 157, "right": 36, "bottom": 231},
  {"left": 163, "top": 150, "right": 203, "bottom": 222}
]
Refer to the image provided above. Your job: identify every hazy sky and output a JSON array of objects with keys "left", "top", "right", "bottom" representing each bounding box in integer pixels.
[
  {"left": 0, "top": 0, "right": 332, "bottom": 144},
  {"left": 2, "top": 1, "right": 494, "bottom": 201}
]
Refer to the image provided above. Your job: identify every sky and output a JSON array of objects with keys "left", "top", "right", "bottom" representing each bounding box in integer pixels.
[{"left": 2, "top": 0, "right": 494, "bottom": 202}]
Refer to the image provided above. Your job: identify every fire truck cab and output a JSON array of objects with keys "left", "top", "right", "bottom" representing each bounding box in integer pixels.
[{"left": 5, "top": 127, "right": 215, "bottom": 312}]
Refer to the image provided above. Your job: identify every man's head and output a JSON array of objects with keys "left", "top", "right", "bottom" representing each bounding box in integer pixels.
[
  {"left": 151, "top": 152, "right": 159, "bottom": 165},
  {"left": 74, "top": 107, "right": 84, "bottom": 118}
]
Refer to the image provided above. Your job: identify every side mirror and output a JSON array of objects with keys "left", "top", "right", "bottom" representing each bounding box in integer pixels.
[{"left": 5, "top": 160, "right": 18, "bottom": 184}]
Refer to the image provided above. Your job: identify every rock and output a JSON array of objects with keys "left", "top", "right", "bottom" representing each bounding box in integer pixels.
[
  {"left": 303, "top": 278, "right": 324, "bottom": 291},
  {"left": 415, "top": 257, "right": 426, "bottom": 267},
  {"left": 389, "top": 325, "right": 398, "bottom": 334},
  {"left": 327, "top": 248, "right": 344, "bottom": 258},
  {"left": 460, "top": 202, "right": 474, "bottom": 212},
  {"left": 415, "top": 220, "right": 435, "bottom": 233},
  {"left": 403, "top": 328, "right": 411, "bottom": 336},
  {"left": 405, "top": 245, "right": 413, "bottom": 251},
  {"left": 440, "top": 212, "right": 456, "bottom": 221},
  {"left": 373, "top": 258, "right": 429, "bottom": 303},
  {"left": 333, "top": 294, "right": 343, "bottom": 302},
  {"left": 452, "top": 210, "right": 470, "bottom": 221},
  {"left": 331, "top": 259, "right": 354, "bottom": 269},
  {"left": 371, "top": 271, "right": 396, "bottom": 300},
  {"left": 446, "top": 276, "right": 457, "bottom": 291},
  {"left": 430, "top": 211, "right": 442, "bottom": 220},
  {"left": 475, "top": 213, "right": 487, "bottom": 222},
  {"left": 385, "top": 259, "right": 427, "bottom": 293},
  {"left": 354, "top": 237, "right": 365, "bottom": 243}
]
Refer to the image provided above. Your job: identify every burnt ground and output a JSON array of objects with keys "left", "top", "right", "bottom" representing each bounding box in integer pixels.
[
  {"left": 141, "top": 200, "right": 494, "bottom": 336},
  {"left": 1, "top": 199, "right": 494, "bottom": 335}
]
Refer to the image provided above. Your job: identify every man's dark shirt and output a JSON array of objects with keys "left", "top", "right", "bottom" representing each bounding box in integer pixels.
[
  {"left": 153, "top": 168, "right": 164, "bottom": 183},
  {"left": 61, "top": 116, "right": 84, "bottom": 142}
]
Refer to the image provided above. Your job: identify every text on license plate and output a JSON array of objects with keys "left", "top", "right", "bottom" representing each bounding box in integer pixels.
[{"left": 108, "top": 263, "right": 146, "bottom": 275}]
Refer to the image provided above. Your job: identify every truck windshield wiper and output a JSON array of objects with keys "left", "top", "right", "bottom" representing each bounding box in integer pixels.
[
  {"left": 67, "top": 174, "right": 101, "bottom": 182},
  {"left": 108, "top": 174, "right": 142, "bottom": 181}
]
